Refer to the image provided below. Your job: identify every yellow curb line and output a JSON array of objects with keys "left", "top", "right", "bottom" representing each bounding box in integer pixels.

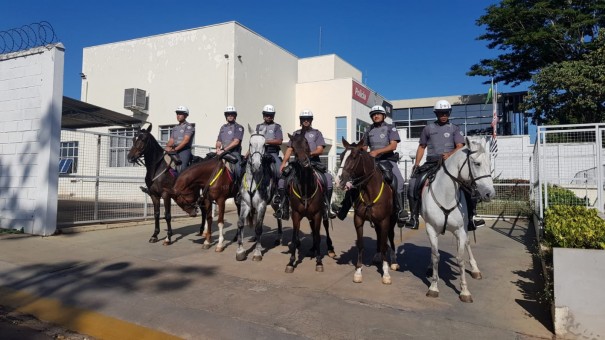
[{"left": 0, "top": 286, "right": 182, "bottom": 340}]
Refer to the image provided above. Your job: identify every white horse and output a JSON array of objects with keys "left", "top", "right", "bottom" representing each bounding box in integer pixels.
[
  {"left": 421, "top": 137, "right": 495, "bottom": 303},
  {"left": 235, "top": 126, "right": 277, "bottom": 261}
]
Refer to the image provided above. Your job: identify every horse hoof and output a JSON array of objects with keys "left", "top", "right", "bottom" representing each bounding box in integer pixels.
[
  {"left": 195, "top": 232, "right": 203, "bottom": 236},
  {"left": 215, "top": 246, "right": 224, "bottom": 253},
  {"left": 149, "top": 237, "right": 158, "bottom": 243},
  {"left": 236, "top": 252, "right": 246, "bottom": 261},
  {"left": 202, "top": 244, "right": 211, "bottom": 250},
  {"left": 353, "top": 274, "right": 363, "bottom": 283},
  {"left": 471, "top": 271, "right": 482, "bottom": 280},
  {"left": 162, "top": 240, "right": 171, "bottom": 246},
  {"left": 316, "top": 265, "right": 324, "bottom": 272},
  {"left": 327, "top": 250, "right": 336, "bottom": 258},
  {"left": 459, "top": 294, "right": 473, "bottom": 303},
  {"left": 252, "top": 255, "right": 262, "bottom": 262},
  {"left": 285, "top": 266, "right": 294, "bottom": 273},
  {"left": 426, "top": 290, "right": 439, "bottom": 298},
  {"left": 390, "top": 263, "right": 400, "bottom": 271},
  {"left": 382, "top": 276, "right": 392, "bottom": 285},
  {"left": 274, "top": 239, "right": 280, "bottom": 246}
]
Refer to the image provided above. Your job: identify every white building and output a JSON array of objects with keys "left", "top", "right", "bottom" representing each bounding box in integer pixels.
[{"left": 81, "top": 21, "right": 392, "bottom": 164}]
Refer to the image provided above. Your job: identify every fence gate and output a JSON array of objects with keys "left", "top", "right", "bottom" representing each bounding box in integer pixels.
[{"left": 531, "top": 124, "right": 605, "bottom": 226}]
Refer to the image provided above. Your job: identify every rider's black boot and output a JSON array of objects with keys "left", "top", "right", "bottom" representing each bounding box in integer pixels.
[
  {"left": 395, "top": 192, "right": 409, "bottom": 228},
  {"left": 325, "top": 188, "right": 337, "bottom": 219},
  {"left": 140, "top": 186, "right": 150, "bottom": 195},
  {"left": 332, "top": 189, "right": 354, "bottom": 220},
  {"left": 273, "top": 188, "right": 289, "bottom": 220},
  {"left": 406, "top": 196, "right": 419, "bottom": 229}
]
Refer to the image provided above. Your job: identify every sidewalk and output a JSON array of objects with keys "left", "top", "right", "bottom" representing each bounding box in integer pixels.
[{"left": 0, "top": 212, "right": 553, "bottom": 339}]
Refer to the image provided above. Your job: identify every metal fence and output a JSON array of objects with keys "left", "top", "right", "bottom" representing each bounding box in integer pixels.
[
  {"left": 58, "top": 129, "right": 214, "bottom": 226},
  {"left": 530, "top": 124, "right": 605, "bottom": 227}
]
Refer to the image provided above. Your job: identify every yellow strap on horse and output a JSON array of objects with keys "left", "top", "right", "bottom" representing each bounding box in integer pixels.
[
  {"left": 209, "top": 167, "right": 224, "bottom": 187},
  {"left": 359, "top": 181, "right": 384, "bottom": 204},
  {"left": 243, "top": 172, "right": 263, "bottom": 191},
  {"left": 291, "top": 183, "right": 319, "bottom": 200}
]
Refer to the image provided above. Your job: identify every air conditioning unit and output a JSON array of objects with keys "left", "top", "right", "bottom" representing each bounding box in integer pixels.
[{"left": 124, "top": 88, "right": 147, "bottom": 111}]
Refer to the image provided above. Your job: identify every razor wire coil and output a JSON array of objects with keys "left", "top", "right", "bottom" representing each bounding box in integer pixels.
[{"left": 0, "top": 21, "right": 58, "bottom": 54}]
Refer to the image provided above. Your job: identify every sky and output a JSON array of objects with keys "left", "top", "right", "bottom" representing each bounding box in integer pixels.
[{"left": 1, "top": 0, "right": 526, "bottom": 101}]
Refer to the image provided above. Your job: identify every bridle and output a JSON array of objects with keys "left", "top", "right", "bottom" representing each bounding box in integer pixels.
[
  {"left": 338, "top": 148, "right": 379, "bottom": 190},
  {"left": 443, "top": 148, "right": 491, "bottom": 197}
]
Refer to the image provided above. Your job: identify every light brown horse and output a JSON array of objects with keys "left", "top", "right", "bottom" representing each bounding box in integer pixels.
[
  {"left": 284, "top": 133, "right": 335, "bottom": 273},
  {"left": 335, "top": 138, "right": 398, "bottom": 284},
  {"left": 127, "top": 124, "right": 179, "bottom": 245},
  {"left": 172, "top": 156, "right": 238, "bottom": 251}
]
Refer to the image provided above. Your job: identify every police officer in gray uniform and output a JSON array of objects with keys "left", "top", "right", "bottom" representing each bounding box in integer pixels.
[
  {"left": 165, "top": 105, "right": 195, "bottom": 173},
  {"left": 255, "top": 104, "right": 283, "bottom": 184},
  {"left": 273, "top": 109, "right": 336, "bottom": 220},
  {"left": 216, "top": 106, "right": 245, "bottom": 188},
  {"left": 333, "top": 105, "right": 408, "bottom": 226},
  {"left": 407, "top": 99, "right": 484, "bottom": 231}
]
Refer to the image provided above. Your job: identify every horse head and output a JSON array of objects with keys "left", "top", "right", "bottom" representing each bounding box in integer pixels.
[
  {"left": 247, "top": 125, "right": 266, "bottom": 173},
  {"left": 288, "top": 133, "right": 311, "bottom": 168},
  {"left": 335, "top": 137, "right": 369, "bottom": 189},
  {"left": 463, "top": 137, "right": 496, "bottom": 202},
  {"left": 127, "top": 123, "right": 153, "bottom": 164}
]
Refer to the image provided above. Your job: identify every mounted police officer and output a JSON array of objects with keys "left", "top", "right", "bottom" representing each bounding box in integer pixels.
[
  {"left": 255, "top": 104, "right": 283, "bottom": 188},
  {"left": 273, "top": 109, "right": 337, "bottom": 220},
  {"left": 216, "top": 105, "right": 245, "bottom": 190},
  {"left": 407, "top": 99, "right": 485, "bottom": 230},
  {"left": 164, "top": 105, "right": 195, "bottom": 173},
  {"left": 333, "top": 105, "right": 408, "bottom": 227}
]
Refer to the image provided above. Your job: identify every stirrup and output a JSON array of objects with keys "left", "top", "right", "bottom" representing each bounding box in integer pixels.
[{"left": 406, "top": 216, "right": 419, "bottom": 229}]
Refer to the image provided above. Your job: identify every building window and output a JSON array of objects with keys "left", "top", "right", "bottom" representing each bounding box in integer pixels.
[
  {"left": 356, "top": 119, "right": 370, "bottom": 142},
  {"left": 335, "top": 117, "right": 347, "bottom": 156},
  {"left": 59, "top": 141, "right": 78, "bottom": 173},
  {"left": 109, "top": 128, "right": 137, "bottom": 167}
]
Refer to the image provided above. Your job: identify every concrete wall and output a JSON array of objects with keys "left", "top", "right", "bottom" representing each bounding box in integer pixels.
[
  {"left": 0, "top": 45, "right": 64, "bottom": 235},
  {"left": 298, "top": 55, "right": 361, "bottom": 83}
]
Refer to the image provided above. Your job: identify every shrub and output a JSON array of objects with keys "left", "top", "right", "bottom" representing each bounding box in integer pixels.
[
  {"left": 546, "top": 185, "right": 587, "bottom": 206},
  {"left": 543, "top": 205, "right": 605, "bottom": 249}
]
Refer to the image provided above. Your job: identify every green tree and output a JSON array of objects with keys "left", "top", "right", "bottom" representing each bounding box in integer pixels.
[
  {"left": 469, "top": 0, "right": 604, "bottom": 86},
  {"left": 523, "top": 33, "right": 605, "bottom": 124}
]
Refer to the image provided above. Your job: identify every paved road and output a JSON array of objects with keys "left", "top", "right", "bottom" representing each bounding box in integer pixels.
[{"left": 0, "top": 211, "right": 553, "bottom": 339}]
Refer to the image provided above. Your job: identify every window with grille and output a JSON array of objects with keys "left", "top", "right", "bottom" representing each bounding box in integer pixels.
[
  {"left": 335, "top": 117, "right": 347, "bottom": 156},
  {"left": 356, "top": 119, "right": 370, "bottom": 142},
  {"left": 109, "top": 128, "right": 137, "bottom": 167},
  {"left": 59, "top": 141, "right": 78, "bottom": 173}
]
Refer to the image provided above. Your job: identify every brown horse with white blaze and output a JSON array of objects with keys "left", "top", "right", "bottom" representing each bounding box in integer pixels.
[
  {"left": 172, "top": 156, "right": 238, "bottom": 251},
  {"left": 335, "top": 138, "right": 399, "bottom": 284}
]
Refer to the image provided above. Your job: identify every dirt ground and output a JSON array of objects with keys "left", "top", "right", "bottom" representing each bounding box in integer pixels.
[{"left": 0, "top": 305, "right": 95, "bottom": 340}]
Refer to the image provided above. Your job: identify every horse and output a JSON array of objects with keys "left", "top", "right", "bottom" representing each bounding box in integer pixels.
[
  {"left": 421, "top": 137, "right": 495, "bottom": 302},
  {"left": 235, "top": 127, "right": 281, "bottom": 261},
  {"left": 127, "top": 123, "right": 179, "bottom": 245},
  {"left": 284, "top": 133, "right": 335, "bottom": 273},
  {"left": 171, "top": 155, "right": 238, "bottom": 252},
  {"left": 335, "top": 138, "right": 399, "bottom": 285}
]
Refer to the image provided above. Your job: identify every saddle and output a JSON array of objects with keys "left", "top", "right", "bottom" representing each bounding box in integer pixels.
[
  {"left": 164, "top": 152, "right": 181, "bottom": 171},
  {"left": 410, "top": 161, "right": 441, "bottom": 200}
]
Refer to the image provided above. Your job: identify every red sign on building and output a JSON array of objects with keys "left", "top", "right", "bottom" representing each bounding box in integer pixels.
[{"left": 352, "top": 81, "right": 370, "bottom": 105}]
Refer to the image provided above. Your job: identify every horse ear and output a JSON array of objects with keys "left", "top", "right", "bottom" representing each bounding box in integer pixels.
[
  {"left": 342, "top": 137, "right": 350, "bottom": 148},
  {"left": 146, "top": 123, "right": 153, "bottom": 133},
  {"left": 287, "top": 133, "right": 294, "bottom": 140},
  {"left": 248, "top": 124, "right": 255, "bottom": 135},
  {"left": 358, "top": 138, "right": 366, "bottom": 148}
]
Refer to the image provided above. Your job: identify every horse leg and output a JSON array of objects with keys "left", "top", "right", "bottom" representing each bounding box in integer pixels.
[
  {"left": 149, "top": 196, "right": 161, "bottom": 243},
  {"left": 466, "top": 239, "right": 482, "bottom": 280},
  {"left": 201, "top": 200, "right": 213, "bottom": 250},
  {"left": 215, "top": 199, "right": 226, "bottom": 252},
  {"left": 235, "top": 200, "right": 250, "bottom": 261},
  {"left": 252, "top": 205, "right": 265, "bottom": 261},
  {"left": 275, "top": 218, "right": 283, "bottom": 246},
  {"left": 388, "top": 221, "right": 400, "bottom": 271},
  {"left": 455, "top": 229, "right": 473, "bottom": 303},
  {"left": 378, "top": 221, "right": 391, "bottom": 285},
  {"left": 425, "top": 224, "right": 440, "bottom": 298},
  {"left": 285, "top": 213, "right": 301, "bottom": 273},
  {"left": 162, "top": 197, "right": 173, "bottom": 245},
  {"left": 353, "top": 217, "right": 364, "bottom": 283},
  {"left": 322, "top": 217, "right": 336, "bottom": 258},
  {"left": 197, "top": 199, "right": 207, "bottom": 236},
  {"left": 312, "top": 215, "right": 323, "bottom": 272}
]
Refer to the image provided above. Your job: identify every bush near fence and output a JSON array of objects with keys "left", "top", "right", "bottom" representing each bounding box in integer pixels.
[{"left": 544, "top": 205, "right": 605, "bottom": 249}]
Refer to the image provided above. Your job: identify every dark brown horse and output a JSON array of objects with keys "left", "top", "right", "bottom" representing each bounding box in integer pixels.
[
  {"left": 172, "top": 156, "right": 238, "bottom": 251},
  {"left": 335, "top": 138, "right": 398, "bottom": 284},
  {"left": 127, "top": 124, "right": 179, "bottom": 245},
  {"left": 284, "top": 133, "right": 335, "bottom": 273}
]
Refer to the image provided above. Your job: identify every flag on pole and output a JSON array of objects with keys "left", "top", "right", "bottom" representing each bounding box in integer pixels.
[{"left": 489, "top": 78, "right": 498, "bottom": 158}]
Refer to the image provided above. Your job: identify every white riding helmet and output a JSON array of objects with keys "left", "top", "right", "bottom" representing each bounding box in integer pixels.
[
  {"left": 433, "top": 100, "right": 452, "bottom": 112},
  {"left": 369, "top": 105, "right": 386, "bottom": 116},
  {"left": 224, "top": 106, "right": 237, "bottom": 116},
  {"left": 175, "top": 105, "right": 189, "bottom": 115},
  {"left": 299, "top": 109, "right": 314, "bottom": 119},
  {"left": 262, "top": 104, "right": 275, "bottom": 115}
]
